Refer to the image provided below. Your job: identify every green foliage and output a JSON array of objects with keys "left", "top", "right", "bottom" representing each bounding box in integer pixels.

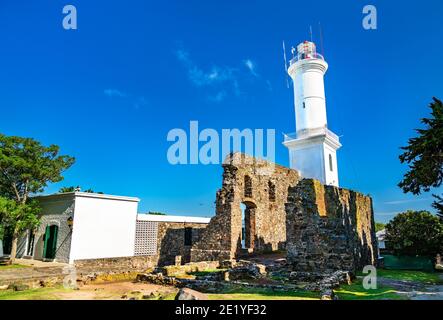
[
  {"left": 0, "top": 197, "right": 41, "bottom": 236},
  {"left": 59, "top": 186, "right": 103, "bottom": 194},
  {"left": 58, "top": 186, "right": 77, "bottom": 193},
  {"left": 375, "top": 222, "right": 386, "bottom": 232},
  {"left": 432, "top": 194, "right": 443, "bottom": 221},
  {"left": 398, "top": 98, "right": 443, "bottom": 219},
  {"left": 385, "top": 210, "right": 443, "bottom": 256},
  {"left": 0, "top": 133, "right": 74, "bottom": 260},
  {"left": 0, "top": 133, "right": 75, "bottom": 204}
]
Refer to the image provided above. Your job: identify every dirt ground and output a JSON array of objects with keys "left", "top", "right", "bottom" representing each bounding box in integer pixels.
[{"left": 58, "top": 281, "right": 179, "bottom": 300}]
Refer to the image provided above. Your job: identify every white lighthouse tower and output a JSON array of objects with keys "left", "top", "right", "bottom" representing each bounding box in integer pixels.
[{"left": 283, "top": 41, "right": 341, "bottom": 187}]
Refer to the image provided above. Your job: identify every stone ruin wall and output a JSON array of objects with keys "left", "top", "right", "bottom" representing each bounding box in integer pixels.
[
  {"left": 191, "top": 153, "right": 377, "bottom": 273},
  {"left": 156, "top": 221, "right": 207, "bottom": 266},
  {"left": 286, "top": 179, "right": 378, "bottom": 273},
  {"left": 191, "top": 153, "right": 300, "bottom": 261}
]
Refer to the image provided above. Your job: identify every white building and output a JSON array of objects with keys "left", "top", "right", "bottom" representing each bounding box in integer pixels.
[
  {"left": 16, "top": 192, "right": 210, "bottom": 264},
  {"left": 18, "top": 192, "right": 140, "bottom": 263},
  {"left": 283, "top": 41, "right": 342, "bottom": 187},
  {"left": 376, "top": 229, "right": 387, "bottom": 257}
]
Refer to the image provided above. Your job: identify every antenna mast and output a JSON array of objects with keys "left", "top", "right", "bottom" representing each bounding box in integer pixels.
[
  {"left": 319, "top": 22, "right": 325, "bottom": 57},
  {"left": 282, "top": 41, "right": 290, "bottom": 88}
]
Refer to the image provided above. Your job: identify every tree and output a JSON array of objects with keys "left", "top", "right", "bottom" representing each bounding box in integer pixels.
[
  {"left": 375, "top": 222, "right": 386, "bottom": 232},
  {"left": 0, "top": 197, "right": 40, "bottom": 258},
  {"left": 432, "top": 194, "right": 443, "bottom": 218},
  {"left": 385, "top": 210, "right": 443, "bottom": 256},
  {"left": 59, "top": 186, "right": 103, "bottom": 194},
  {"left": 58, "top": 186, "right": 78, "bottom": 193},
  {"left": 0, "top": 133, "right": 75, "bottom": 262},
  {"left": 148, "top": 211, "right": 167, "bottom": 216},
  {"left": 398, "top": 97, "right": 443, "bottom": 221}
]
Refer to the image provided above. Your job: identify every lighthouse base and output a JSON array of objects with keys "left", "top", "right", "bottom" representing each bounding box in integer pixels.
[{"left": 283, "top": 130, "right": 342, "bottom": 187}]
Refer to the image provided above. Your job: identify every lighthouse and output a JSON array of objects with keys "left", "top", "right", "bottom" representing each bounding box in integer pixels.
[{"left": 283, "top": 41, "right": 341, "bottom": 187}]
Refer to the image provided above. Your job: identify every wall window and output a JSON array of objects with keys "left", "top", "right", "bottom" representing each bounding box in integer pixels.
[
  {"left": 268, "top": 181, "right": 276, "bottom": 202},
  {"left": 184, "top": 227, "right": 193, "bottom": 246},
  {"left": 134, "top": 220, "right": 158, "bottom": 256},
  {"left": 329, "top": 154, "right": 333, "bottom": 172},
  {"left": 244, "top": 175, "right": 253, "bottom": 198}
]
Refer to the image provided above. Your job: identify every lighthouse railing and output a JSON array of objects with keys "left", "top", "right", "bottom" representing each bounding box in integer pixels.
[
  {"left": 289, "top": 53, "right": 325, "bottom": 65},
  {"left": 283, "top": 127, "right": 339, "bottom": 142}
]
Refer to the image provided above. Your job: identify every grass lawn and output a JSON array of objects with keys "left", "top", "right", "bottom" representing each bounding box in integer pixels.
[
  {"left": 0, "top": 286, "right": 70, "bottom": 300},
  {"left": 375, "top": 269, "right": 443, "bottom": 285},
  {"left": 334, "top": 279, "right": 406, "bottom": 300},
  {"left": 0, "top": 264, "right": 30, "bottom": 270},
  {"left": 188, "top": 269, "right": 226, "bottom": 277},
  {"left": 207, "top": 287, "right": 319, "bottom": 300}
]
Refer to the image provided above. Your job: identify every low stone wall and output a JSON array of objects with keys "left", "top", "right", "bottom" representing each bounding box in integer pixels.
[
  {"left": 74, "top": 255, "right": 158, "bottom": 272},
  {"left": 286, "top": 179, "right": 378, "bottom": 273},
  {"left": 190, "top": 249, "right": 232, "bottom": 263},
  {"left": 161, "top": 261, "right": 220, "bottom": 277}
]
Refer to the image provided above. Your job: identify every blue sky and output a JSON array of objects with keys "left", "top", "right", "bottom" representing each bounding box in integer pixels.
[{"left": 0, "top": 1, "right": 442, "bottom": 222}]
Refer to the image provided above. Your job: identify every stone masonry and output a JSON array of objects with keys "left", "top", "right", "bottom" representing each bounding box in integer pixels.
[
  {"left": 156, "top": 221, "right": 207, "bottom": 266},
  {"left": 285, "top": 179, "right": 378, "bottom": 273},
  {"left": 191, "top": 153, "right": 300, "bottom": 261},
  {"left": 190, "top": 153, "right": 377, "bottom": 273}
]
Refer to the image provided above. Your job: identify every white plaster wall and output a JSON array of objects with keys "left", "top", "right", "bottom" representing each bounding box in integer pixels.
[
  {"left": 69, "top": 195, "right": 139, "bottom": 263},
  {"left": 291, "top": 63, "right": 328, "bottom": 132},
  {"left": 323, "top": 144, "right": 339, "bottom": 187},
  {"left": 290, "top": 142, "right": 325, "bottom": 184}
]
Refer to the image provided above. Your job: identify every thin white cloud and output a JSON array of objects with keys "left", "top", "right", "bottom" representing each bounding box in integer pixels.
[
  {"left": 134, "top": 96, "right": 148, "bottom": 109},
  {"left": 176, "top": 47, "right": 271, "bottom": 101},
  {"left": 208, "top": 91, "right": 227, "bottom": 103},
  {"left": 375, "top": 212, "right": 400, "bottom": 216},
  {"left": 104, "top": 89, "right": 127, "bottom": 98},
  {"left": 103, "top": 89, "right": 147, "bottom": 110},
  {"left": 176, "top": 49, "right": 237, "bottom": 87},
  {"left": 384, "top": 198, "right": 433, "bottom": 205},
  {"left": 243, "top": 59, "right": 258, "bottom": 77}
]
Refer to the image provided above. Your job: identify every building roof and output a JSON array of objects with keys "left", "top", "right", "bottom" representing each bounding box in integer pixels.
[
  {"left": 137, "top": 214, "right": 211, "bottom": 224},
  {"left": 34, "top": 192, "right": 140, "bottom": 203}
]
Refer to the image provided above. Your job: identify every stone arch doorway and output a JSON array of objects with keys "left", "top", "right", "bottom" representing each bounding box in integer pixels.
[{"left": 240, "top": 201, "right": 257, "bottom": 250}]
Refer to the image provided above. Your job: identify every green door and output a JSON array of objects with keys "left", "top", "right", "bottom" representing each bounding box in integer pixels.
[{"left": 43, "top": 225, "right": 58, "bottom": 260}]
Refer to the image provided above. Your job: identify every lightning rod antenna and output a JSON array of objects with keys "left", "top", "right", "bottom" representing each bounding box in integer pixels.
[
  {"left": 282, "top": 40, "right": 290, "bottom": 88},
  {"left": 319, "top": 22, "right": 325, "bottom": 57}
]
